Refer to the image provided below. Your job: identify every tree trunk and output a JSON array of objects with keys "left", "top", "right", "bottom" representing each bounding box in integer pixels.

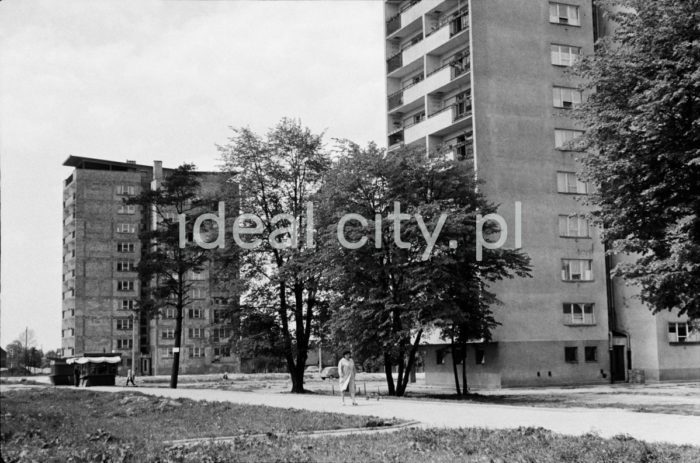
[
  {"left": 461, "top": 340, "right": 468, "bottom": 395},
  {"left": 396, "top": 329, "right": 423, "bottom": 396},
  {"left": 170, "top": 304, "right": 184, "bottom": 389},
  {"left": 384, "top": 353, "right": 395, "bottom": 396},
  {"left": 450, "top": 333, "right": 462, "bottom": 395}
]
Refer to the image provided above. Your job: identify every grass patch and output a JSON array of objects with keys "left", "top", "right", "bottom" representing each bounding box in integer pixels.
[
  {"left": 0, "top": 387, "right": 390, "bottom": 462},
  {"left": 161, "top": 428, "right": 700, "bottom": 462}
]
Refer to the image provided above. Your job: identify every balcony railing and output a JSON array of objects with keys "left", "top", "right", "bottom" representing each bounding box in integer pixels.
[
  {"left": 387, "top": 53, "right": 403, "bottom": 73},
  {"left": 399, "top": 0, "right": 420, "bottom": 14},
  {"left": 426, "top": 7, "right": 469, "bottom": 38},
  {"left": 388, "top": 91, "right": 404, "bottom": 110},
  {"left": 386, "top": 14, "right": 401, "bottom": 36},
  {"left": 388, "top": 129, "right": 405, "bottom": 147}
]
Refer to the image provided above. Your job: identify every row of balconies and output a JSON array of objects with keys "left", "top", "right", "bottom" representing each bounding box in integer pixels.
[
  {"left": 388, "top": 99, "right": 472, "bottom": 150},
  {"left": 387, "top": 9, "right": 468, "bottom": 77}
]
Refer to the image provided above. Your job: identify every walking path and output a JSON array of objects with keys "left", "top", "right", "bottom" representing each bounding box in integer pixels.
[{"left": 91, "top": 386, "right": 700, "bottom": 446}]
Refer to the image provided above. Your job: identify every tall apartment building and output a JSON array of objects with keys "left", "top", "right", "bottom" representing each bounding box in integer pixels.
[
  {"left": 384, "top": 0, "right": 700, "bottom": 386},
  {"left": 61, "top": 156, "right": 238, "bottom": 376}
]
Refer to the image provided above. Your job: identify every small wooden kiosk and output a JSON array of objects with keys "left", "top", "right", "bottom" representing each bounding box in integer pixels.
[{"left": 67, "top": 354, "right": 122, "bottom": 387}]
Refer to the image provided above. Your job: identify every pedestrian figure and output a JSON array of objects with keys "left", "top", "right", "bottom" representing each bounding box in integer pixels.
[
  {"left": 74, "top": 367, "right": 81, "bottom": 387},
  {"left": 338, "top": 350, "right": 357, "bottom": 406},
  {"left": 126, "top": 368, "right": 136, "bottom": 387}
]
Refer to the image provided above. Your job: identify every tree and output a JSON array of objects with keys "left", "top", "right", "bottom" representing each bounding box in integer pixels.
[
  {"left": 574, "top": 0, "right": 700, "bottom": 320},
  {"left": 319, "top": 143, "right": 530, "bottom": 396},
  {"left": 217, "top": 118, "right": 330, "bottom": 393},
  {"left": 129, "top": 164, "right": 218, "bottom": 388}
]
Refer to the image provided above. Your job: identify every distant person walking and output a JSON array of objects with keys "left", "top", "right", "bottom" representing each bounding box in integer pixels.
[
  {"left": 126, "top": 369, "right": 136, "bottom": 387},
  {"left": 74, "top": 367, "right": 81, "bottom": 387},
  {"left": 338, "top": 351, "right": 357, "bottom": 406}
]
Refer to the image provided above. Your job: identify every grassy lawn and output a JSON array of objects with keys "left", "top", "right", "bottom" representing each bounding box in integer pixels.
[
  {"left": 2, "top": 387, "right": 699, "bottom": 462},
  {"left": 0, "top": 387, "right": 390, "bottom": 462}
]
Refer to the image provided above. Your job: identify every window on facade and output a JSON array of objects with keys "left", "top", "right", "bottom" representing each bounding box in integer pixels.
[
  {"left": 189, "top": 288, "right": 204, "bottom": 299},
  {"left": 116, "top": 261, "right": 137, "bottom": 272},
  {"left": 213, "top": 346, "right": 231, "bottom": 357},
  {"left": 549, "top": 2, "right": 580, "bottom": 25},
  {"left": 188, "top": 270, "right": 206, "bottom": 281},
  {"left": 189, "top": 347, "right": 204, "bottom": 358},
  {"left": 116, "top": 339, "right": 133, "bottom": 350},
  {"left": 116, "top": 185, "right": 136, "bottom": 196},
  {"left": 556, "top": 172, "right": 588, "bottom": 194},
  {"left": 563, "top": 303, "right": 595, "bottom": 324},
  {"left": 561, "top": 259, "right": 593, "bottom": 281},
  {"left": 62, "top": 328, "right": 75, "bottom": 337},
  {"left": 117, "top": 280, "right": 135, "bottom": 291},
  {"left": 558, "top": 215, "right": 589, "bottom": 238},
  {"left": 162, "top": 329, "right": 175, "bottom": 339},
  {"left": 116, "top": 223, "right": 137, "bottom": 233},
  {"left": 164, "top": 307, "right": 177, "bottom": 319},
  {"left": 564, "top": 346, "right": 578, "bottom": 363},
  {"left": 118, "top": 204, "right": 136, "bottom": 215},
  {"left": 116, "top": 318, "right": 133, "bottom": 330},
  {"left": 188, "top": 328, "right": 203, "bottom": 339},
  {"left": 211, "top": 327, "right": 231, "bottom": 341},
  {"left": 188, "top": 308, "right": 204, "bottom": 319},
  {"left": 551, "top": 44, "right": 581, "bottom": 66},
  {"left": 160, "top": 347, "right": 174, "bottom": 358},
  {"left": 213, "top": 310, "right": 226, "bottom": 324},
  {"left": 584, "top": 346, "right": 598, "bottom": 362},
  {"left": 454, "top": 90, "right": 471, "bottom": 119},
  {"left": 554, "top": 129, "right": 585, "bottom": 150},
  {"left": 436, "top": 348, "right": 446, "bottom": 365},
  {"left": 552, "top": 86, "right": 582, "bottom": 108},
  {"left": 668, "top": 322, "right": 700, "bottom": 343},
  {"left": 117, "top": 243, "right": 135, "bottom": 253},
  {"left": 475, "top": 349, "right": 485, "bottom": 365},
  {"left": 121, "top": 300, "right": 136, "bottom": 311}
]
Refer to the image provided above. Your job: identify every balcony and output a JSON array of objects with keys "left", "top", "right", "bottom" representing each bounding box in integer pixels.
[
  {"left": 400, "top": 0, "right": 440, "bottom": 31},
  {"left": 387, "top": 90, "right": 404, "bottom": 110},
  {"left": 386, "top": 14, "right": 401, "bottom": 36},
  {"left": 404, "top": 103, "right": 471, "bottom": 145},
  {"left": 387, "top": 53, "right": 403, "bottom": 73}
]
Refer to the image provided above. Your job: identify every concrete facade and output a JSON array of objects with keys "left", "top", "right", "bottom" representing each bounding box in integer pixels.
[
  {"left": 384, "top": 0, "right": 700, "bottom": 388},
  {"left": 62, "top": 156, "right": 238, "bottom": 376}
]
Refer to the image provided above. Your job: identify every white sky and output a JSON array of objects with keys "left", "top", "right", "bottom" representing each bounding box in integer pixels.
[{"left": 0, "top": 0, "right": 386, "bottom": 349}]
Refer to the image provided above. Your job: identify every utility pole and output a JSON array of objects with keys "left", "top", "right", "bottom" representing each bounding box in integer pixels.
[{"left": 24, "top": 327, "right": 28, "bottom": 370}]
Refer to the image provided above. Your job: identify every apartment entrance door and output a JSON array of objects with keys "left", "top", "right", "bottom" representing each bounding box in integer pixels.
[
  {"left": 141, "top": 358, "right": 151, "bottom": 376},
  {"left": 611, "top": 345, "right": 626, "bottom": 382}
]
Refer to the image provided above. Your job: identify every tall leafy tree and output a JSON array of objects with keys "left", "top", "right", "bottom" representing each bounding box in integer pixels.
[
  {"left": 217, "top": 118, "right": 330, "bottom": 393},
  {"left": 574, "top": 0, "right": 700, "bottom": 320},
  {"left": 319, "top": 143, "right": 530, "bottom": 396},
  {"left": 129, "top": 164, "right": 217, "bottom": 388}
]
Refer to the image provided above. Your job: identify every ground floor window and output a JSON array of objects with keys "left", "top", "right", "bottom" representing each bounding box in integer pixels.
[
  {"left": 584, "top": 346, "right": 598, "bottom": 362},
  {"left": 668, "top": 322, "right": 700, "bottom": 343},
  {"left": 564, "top": 346, "right": 578, "bottom": 363}
]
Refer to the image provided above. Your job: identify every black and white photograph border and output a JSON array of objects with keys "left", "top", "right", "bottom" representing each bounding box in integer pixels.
[{"left": 1, "top": 0, "right": 699, "bottom": 462}]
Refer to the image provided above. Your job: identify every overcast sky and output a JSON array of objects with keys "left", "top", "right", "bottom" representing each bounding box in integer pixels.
[{"left": 0, "top": 0, "right": 386, "bottom": 349}]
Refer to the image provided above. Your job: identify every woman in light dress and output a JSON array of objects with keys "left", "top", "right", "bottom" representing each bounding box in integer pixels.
[{"left": 338, "top": 350, "right": 357, "bottom": 406}]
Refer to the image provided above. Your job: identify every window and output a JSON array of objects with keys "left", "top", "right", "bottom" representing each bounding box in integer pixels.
[
  {"left": 584, "top": 346, "right": 598, "bottom": 362},
  {"left": 164, "top": 307, "right": 177, "bottom": 319},
  {"left": 475, "top": 349, "right": 485, "bottom": 365},
  {"left": 116, "top": 318, "right": 133, "bottom": 330},
  {"left": 213, "top": 346, "right": 231, "bottom": 357},
  {"left": 118, "top": 204, "right": 136, "bottom": 215},
  {"left": 117, "top": 280, "right": 135, "bottom": 291},
  {"left": 189, "top": 347, "right": 204, "bottom": 358},
  {"left": 558, "top": 215, "right": 589, "bottom": 238},
  {"left": 668, "top": 322, "right": 700, "bottom": 343},
  {"left": 188, "top": 308, "right": 204, "bottom": 319},
  {"left": 189, "top": 270, "right": 206, "bottom": 281},
  {"left": 556, "top": 172, "right": 588, "bottom": 194},
  {"left": 116, "top": 261, "right": 137, "bottom": 272},
  {"left": 121, "top": 300, "right": 136, "bottom": 311},
  {"left": 116, "top": 223, "right": 137, "bottom": 233},
  {"left": 117, "top": 243, "right": 135, "bottom": 253},
  {"left": 62, "top": 328, "right": 75, "bottom": 337},
  {"left": 552, "top": 86, "right": 582, "bottom": 108},
  {"left": 554, "top": 129, "right": 585, "bottom": 150},
  {"left": 213, "top": 310, "right": 226, "bottom": 324},
  {"left": 436, "top": 348, "right": 446, "bottom": 365},
  {"left": 160, "top": 347, "right": 174, "bottom": 358},
  {"left": 549, "top": 2, "right": 580, "bottom": 26},
  {"left": 454, "top": 90, "right": 471, "bottom": 119},
  {"left": 116, "top": 185, "right": 136, "bottom": 196},
  {"left": 189, "top": 288, "right": 204, "bottom": 299},
  {"left": 211, "top": 327, "right": 232, "bottom": 341},
  {"left": 162, "top": 328, "right": 175, "bottom": 339},
  {"left": 188, "top": 328, "right": 204, "bottom": 339},
  {"left": 561, "top": 259, "right": 593, "bottom": 281},
  {"left": 564, "top": 346, "right": 578, "bottom": 363},
  {"left": 563, "top": 303, "right": 595, "bottom": 324},
  {"left": 116, "top": 339, "right": 133, "bottom": 350},
  {"left": 551, "top": 44, "right": 581, "bottom": 66}
]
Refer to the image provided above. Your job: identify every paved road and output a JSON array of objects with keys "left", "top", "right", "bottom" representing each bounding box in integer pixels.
[{"left": 89, "top": 386, "right": 700, "bottom": 446}]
